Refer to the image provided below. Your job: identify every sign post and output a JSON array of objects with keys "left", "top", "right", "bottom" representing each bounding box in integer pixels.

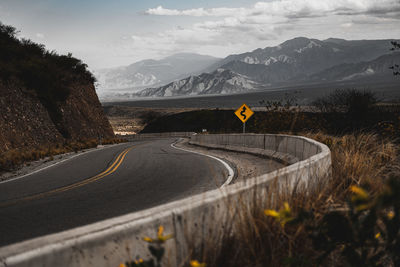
[{"left": 234, "top": 103, "right": 254, "bottom": 134}]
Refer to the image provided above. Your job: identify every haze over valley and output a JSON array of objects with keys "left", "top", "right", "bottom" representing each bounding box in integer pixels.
[{"left": 95, "top": 37, "right": 399, "bottom": 102}]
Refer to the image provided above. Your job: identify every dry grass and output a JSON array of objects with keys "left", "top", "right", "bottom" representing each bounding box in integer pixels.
[
  {"left": 190, "top": 132, "right": 398, "bottom": 267},
  {"left": 306, "top": 132, "right": 397, "bottom": 199},
  {"left": 0, "top": 137, "right": 126, "bottom": 172}
]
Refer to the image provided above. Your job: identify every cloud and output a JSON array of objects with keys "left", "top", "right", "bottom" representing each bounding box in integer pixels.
[
  {"left": 100, "top": 0, "right": 400, "bottom": 68},
  {"left": 351, "top": 15, "right": 400, "bottom": 25},
  {"left": 145, "top": 6, "right": 246, "bottom": 17},
  {"left": 35, "top": 33, "right": 45, "bottom": 39},
  {"left": 341, "top": 22, "right": 353, "bottom": 28},
  {"left": 142, "top": 0, "right": 400, "bottom": 50},
  {"left": 141, "top": 0, "right": 400, "bottom": 50},
  {"left": 146, "top": 0, "right": 400, "bottom": 20}
]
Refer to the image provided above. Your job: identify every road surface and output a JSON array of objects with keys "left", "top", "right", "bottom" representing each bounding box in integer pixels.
[{"left": 0, "top": 138, "right": 228, "bottom": 247}]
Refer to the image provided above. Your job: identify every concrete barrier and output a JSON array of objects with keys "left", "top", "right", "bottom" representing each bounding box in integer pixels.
[
  {"left": 120, "top": 132, "right": 195, "bottom": 141},
  {"left": 0, "top": 134, "right": 331, "bottom": 267},
  {"left": 189, "top": 133, "right": 323, "bottom": 164}
]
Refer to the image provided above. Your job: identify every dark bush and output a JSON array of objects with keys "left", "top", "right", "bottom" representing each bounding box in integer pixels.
[
  {"left": 312, "top": 89, "right": 378, "bottom": 116},
  {"left": 390, "top": 41, "right": 400, "bottom": 75}
]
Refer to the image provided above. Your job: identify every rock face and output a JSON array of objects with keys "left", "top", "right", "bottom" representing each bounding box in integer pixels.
[
  {"left": 137, "top": 69, "right": 260, "bottom": 97},
  {"left": 56, "top": 83, "right": 114, "bottom": 140},
  {"left": 0, "top": 80, "right": 114, "bottom": 152},
  {"left": 0, "top": 81, "right": 63, "bottom": 151}
]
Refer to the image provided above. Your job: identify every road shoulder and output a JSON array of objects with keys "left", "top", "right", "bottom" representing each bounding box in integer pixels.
[{"left": 175, "top": 138, "right": 284, "bottom": 183}]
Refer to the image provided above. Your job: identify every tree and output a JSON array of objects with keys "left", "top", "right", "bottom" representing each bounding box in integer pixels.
[{"left": 389, "top": 41, "right": 400, "bottom": 75}]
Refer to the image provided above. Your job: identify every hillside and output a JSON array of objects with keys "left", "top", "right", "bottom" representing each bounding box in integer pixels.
[{"left": 0, "top": 22, "right": 114, "bottom": 152}]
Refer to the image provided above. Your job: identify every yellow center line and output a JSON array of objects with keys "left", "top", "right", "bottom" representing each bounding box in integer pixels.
[{"left": 0, "top": 145, "right": 136, "bottom": 208}]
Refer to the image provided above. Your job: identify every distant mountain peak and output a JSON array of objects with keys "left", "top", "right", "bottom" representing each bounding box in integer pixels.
[
  {"left": 280, "top": 37, "right": 320, "bottom": 48},
  {"left": 94, "top": 53, "right": 220, "bottom": 97},
  {"left": 323, "top": 38, "right": 347, "bottom": 44},
  {"left": 165, "top": 52, "right": 218, "bottom": 60},
  {"left": 135, "top": 68, "right": 260, "bottom": 97}
]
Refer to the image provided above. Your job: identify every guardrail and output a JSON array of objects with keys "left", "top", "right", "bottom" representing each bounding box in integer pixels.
[
  {"left": 0, "top": 134, "right": 331, "bottom": 267},
  {"left": 119, "top": 132, "right": 195, "bottom": 141},
  {"left": 190, "top": 133, "right": 322, "bottom": 164}
]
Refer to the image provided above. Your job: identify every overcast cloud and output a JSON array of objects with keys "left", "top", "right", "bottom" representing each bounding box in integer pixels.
[
  {"left": 1, "top": 0, "right": 399, "bottom": 69},
  {"left": 135, "top": 0, "right": 400, "bottom": 65}
]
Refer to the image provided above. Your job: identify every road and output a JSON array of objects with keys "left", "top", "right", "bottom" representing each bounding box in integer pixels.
[{"left": 0, "top": 139, "right": 228, "bottom": 247}]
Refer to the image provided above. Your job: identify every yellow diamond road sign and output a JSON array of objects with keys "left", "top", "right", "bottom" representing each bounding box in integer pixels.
[{"left": 235, "top": 103, "right": 254, "bottom": 123}]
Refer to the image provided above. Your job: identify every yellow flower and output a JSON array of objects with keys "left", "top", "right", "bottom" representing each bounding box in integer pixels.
[
  {"left": 119, "top": 264, "right": 126, "bottom": 267},
  {"left": 157, "top": 226, "right": 173, "bottom": 242},
  {"left": 143, "top": 226, "right": 173, "bottom": 244},
  {"left": 350, "top": 186, "right": 371, "bottom": 211},
  {"left": 190, "top": 260, "right": 206, "bottom": 267},
  {"left": 355, "top": 204, "right": 370, "bottom": 211},
  {"left": 264, "top": 202, "right": 294, "bottom": 227},
  {"left": 375, "top": 232, "right": 381, "bottom": 239},
  {"left": 350, "top": 186, "right": 369, "bottom": 200},
  {"left": 134, "top": 259, "right": 144, "bottom": 264},
  {"left": 264, "top": 209, "right": 279, "bottom": 218},
  {"left": 388, "top": 211, "right": 395, "bottom": 220},
  {"left": 143, "top": 236, "right": 154, "bottom": 243}
]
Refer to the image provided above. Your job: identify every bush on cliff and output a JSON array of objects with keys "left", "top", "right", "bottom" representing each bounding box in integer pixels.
[{"left": 0, "top": 22, "right": 96, "bottom": 123}]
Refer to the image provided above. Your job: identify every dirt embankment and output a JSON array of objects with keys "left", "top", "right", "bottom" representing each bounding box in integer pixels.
[{"left": 0, "top": 80, "right": 114, "bottom": 152}]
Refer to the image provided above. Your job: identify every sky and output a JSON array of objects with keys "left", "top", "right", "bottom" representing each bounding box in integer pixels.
[{"left": 1, "top": 0, "right": 399, "bottom": 69}]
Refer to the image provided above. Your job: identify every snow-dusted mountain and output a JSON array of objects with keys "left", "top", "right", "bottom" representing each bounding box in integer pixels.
[
  {"left": 136, "top": 69, "right": 260, "bottom": 97},
  {"left": 94, "top": 53, "right": 220, "bottom": 97},
  {"left": 207, "top": 37, "right": 394, "bottom": 83},
  {"left": 135, "top": 37, "right": 397, "bottom": 98}
]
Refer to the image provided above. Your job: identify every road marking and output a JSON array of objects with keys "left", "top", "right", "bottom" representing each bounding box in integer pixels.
[
  {"left": 0, "top": 146, "right": 135, "bottom": 208},
  {"left": 0, "top": 143, "right": 127, "bottom": 185},
  {"left": 170, "top": 140, "right": 235, "bottom": 187}
]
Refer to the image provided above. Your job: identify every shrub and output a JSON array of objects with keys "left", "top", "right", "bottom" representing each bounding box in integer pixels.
[
  {"left": 267, "top": 178, "right": 400, "bottom": 266},
  {"left": 0, "top": 21, "right": 96, "bottom": 126},
  {"left": 312, "top": 89, "right": 378, "bottom": 116}
]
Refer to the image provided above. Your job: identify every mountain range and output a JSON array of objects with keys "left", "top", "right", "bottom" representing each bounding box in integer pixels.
[
  {"left": 95, "top": 37, "right": 399, "bottom": 100},
  {"left": 94, "top": 53, "right": 220, "bottom": 97},
  {"left": 136, "top": 69, "right": 260, "bottom": 97}
]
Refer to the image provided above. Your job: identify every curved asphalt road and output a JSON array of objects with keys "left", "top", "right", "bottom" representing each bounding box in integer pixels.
[{"left": 0, "top": 138, "right": 228, "bottom": 247}]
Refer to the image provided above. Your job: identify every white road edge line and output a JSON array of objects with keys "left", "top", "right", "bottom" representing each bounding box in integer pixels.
[
  {"left": 0, "top": 143, "right": 128, "bottom": 185},
  {"left": 171, "top": 139, "right": 234, "bottom": 188}
]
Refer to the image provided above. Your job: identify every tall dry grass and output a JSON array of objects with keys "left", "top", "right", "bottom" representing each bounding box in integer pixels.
[{"left": 190, "top": 132, "right": 398, "bottom": 267}]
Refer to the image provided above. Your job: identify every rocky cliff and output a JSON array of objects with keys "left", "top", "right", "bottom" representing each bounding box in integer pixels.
[
  {"left": 0, "top": 80, "right": 114, "bottom": 152},
  {"left": 0, "top": 22, "right": 114, "bottom": 152}
]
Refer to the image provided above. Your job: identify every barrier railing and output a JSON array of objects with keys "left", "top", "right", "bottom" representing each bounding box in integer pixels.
[{"left": 120, "top": 132, "right": 195, "bottom": 141}]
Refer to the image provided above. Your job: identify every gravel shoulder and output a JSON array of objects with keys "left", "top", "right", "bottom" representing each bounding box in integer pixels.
[{"left": 176, "top": 138, "right": 285, "bottom": 183}]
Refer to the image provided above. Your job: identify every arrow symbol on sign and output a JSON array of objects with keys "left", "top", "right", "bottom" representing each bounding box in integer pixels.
[{"left": 240, "top": 106, "right": 247, "bottom": 120}]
